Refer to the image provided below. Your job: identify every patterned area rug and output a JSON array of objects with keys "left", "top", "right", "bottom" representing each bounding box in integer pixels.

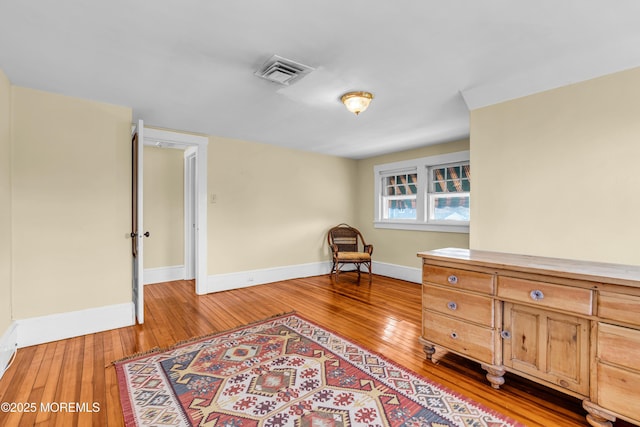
[{"left": 115, "top": 313, "right": 522, "bottom": 427}]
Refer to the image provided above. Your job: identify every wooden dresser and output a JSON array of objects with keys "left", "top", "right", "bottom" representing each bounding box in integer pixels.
[{"left": 417, "top": 248, "right": 640, "bottom": 427}]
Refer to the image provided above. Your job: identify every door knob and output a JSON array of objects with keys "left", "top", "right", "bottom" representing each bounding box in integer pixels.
[{"left": 130, "top": 232, "right": 150, "bottom": 238}]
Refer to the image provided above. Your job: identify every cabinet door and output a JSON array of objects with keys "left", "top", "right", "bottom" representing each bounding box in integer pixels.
[{"left": 503, "top": 303, "right": 590, "bottom": 396}]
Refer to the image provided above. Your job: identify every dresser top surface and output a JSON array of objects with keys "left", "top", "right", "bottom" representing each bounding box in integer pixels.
[{"left": 418, "top": 248, "right": 640, "bottom": 287}]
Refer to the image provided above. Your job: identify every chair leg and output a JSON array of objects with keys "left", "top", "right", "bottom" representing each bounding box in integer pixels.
[{"left": 331, "top": 261, "right": 371, "bottom": 284}]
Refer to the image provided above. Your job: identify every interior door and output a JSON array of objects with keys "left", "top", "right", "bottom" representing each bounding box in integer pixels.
[{"left": 132, "top": 119, "right": 144, "bottom": 324}]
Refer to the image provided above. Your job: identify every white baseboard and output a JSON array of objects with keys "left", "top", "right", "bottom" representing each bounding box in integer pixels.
[
  {"left": 206, "top": 261, "right": 332, "bottom": 294},
  {"left": 16, "top": 302, "right": 135, "bottom": 348},
  {"left": 144, "top": 265, "right": 185, "bottom": 285},
  {"left": 372, "top": 261, "right": 422, "bottom": 283},
  {"left": 0, "top": 322, "right": 18, "bottom": 380},
  {"left": 204, "top": 260, "right": 421, "bottom": 294},
  {"left": 4, "top": 261, "right": 418, "bottom": 353}
]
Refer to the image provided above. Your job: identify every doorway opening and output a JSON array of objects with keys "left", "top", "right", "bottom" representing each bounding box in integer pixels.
[{"left": 142, "top": 127, "right": 208, "bottom": 295}]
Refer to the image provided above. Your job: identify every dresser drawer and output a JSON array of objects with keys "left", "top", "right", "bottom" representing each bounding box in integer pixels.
[
  {"left": 422, "top": 310, "right": 495, "bottom": 364},
  {"left": 596, "top": 362, "right": 640, "bottom": 422},
  {"left": 423, "top": 265, "right": 494, "bottom": 294},
  {"left": 423, "top": 285, "right": 494, "bottom": 327},
  {"left": 599, "top": 291, "right": 640, "bottom": 327},
  {"left": 597, "top": 323, "right": 640, "bottom": 371},
  {"left": 497, "top": 276, "right": 593, "bottom": 315}
]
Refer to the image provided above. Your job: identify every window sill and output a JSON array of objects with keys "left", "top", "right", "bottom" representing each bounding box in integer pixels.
[{"left": 374, "top": 221, "right": 469, "bottom": 234}]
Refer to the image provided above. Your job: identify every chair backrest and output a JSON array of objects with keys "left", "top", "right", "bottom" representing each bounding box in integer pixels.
[{"left": 328, "top": 224, "right": 365, "bottom": 252}]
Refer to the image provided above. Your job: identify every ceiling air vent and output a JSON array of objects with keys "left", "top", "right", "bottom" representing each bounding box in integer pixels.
[{"left": 254, "top": 54, "right": 315, "bottom": 86}]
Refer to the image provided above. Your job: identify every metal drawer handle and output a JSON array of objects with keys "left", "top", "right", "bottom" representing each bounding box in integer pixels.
[
  {"left": 501, "top": 330, "right": 511, "bottom": 340},
  {"left": 447, "top": 301, "right": 458, "bottom": 311},
  {"left": 450, "top": 332, "right": 458, "bottom": 339},
  {"left": 447, "top": 275, "right": 458, "bottom": 285},
  {"left": 530, "top": 289, "right": 544, "bottom": 301}
]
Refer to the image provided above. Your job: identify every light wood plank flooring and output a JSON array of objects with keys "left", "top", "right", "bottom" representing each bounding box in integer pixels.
[{"left": 0, "top": 274, "right": 627, "bottom": 426}]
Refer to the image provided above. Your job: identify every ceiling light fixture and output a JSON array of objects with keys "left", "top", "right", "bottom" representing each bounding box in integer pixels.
[{"left": 341, "top": 91, "right": 374, "bottom": 116}]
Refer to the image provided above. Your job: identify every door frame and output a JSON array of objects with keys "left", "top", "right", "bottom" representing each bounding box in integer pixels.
[
  {"left": 184, "top": 148, "right": 197, "bottom": 280},
  {"left": 143, "top": 127, "right": 208, "bottom": 295}
]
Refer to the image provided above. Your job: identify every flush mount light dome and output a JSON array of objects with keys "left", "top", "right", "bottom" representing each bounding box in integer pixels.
[{"left": 341, "top": 91, "right": 374, "bottom": 116}]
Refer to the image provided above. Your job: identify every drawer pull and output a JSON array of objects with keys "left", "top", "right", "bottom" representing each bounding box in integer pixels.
[
  {"left": 501, "top": 330, "right": 511, "bottom": 340},
  {"left": 530, "top": 289, "right": 544, "bottom": 301},
  {"left": 447, "top": 301, "right": 458, "bottom": 311},
  {"left": 447, "top": 275, "right": 458, "bottom": 284},
  {"left": 450, "top": 332, "right": 458, "bottom": 339}
]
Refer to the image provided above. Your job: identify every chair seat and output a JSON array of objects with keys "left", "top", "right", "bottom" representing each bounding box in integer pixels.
[{"left": 336, "top": 251, "right": 371, "bottom": 262}]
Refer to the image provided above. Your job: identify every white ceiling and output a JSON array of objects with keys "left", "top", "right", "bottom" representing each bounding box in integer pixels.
[{"left": 2, "top": 1, "right": 640, "bottom": 159}]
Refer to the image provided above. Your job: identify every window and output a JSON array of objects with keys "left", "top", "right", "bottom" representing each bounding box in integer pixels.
[
  {"left": 428, "top": 162, "right": 470, "bottom": 223},
  {"left": 373, "top": 151, "right": 470, "bottom": 232},
  {"left": 382, "top": 171, "right": 418, "bottom": 219}
]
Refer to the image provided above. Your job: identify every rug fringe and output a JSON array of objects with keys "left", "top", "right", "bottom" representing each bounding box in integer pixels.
[
  {"left": 111, "top": 347, "right": 162, "bottom": 366},
  {"left": 111, "top": 311, "right": 296, "bottom": 366}
]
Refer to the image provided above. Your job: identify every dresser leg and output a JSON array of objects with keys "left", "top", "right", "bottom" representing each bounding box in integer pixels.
[
  {"left": 481, "top": 364, "right": 505, "bottom": 389},
  {"left": 418, "top": 337, "right": 437, "bottom": 363},
  {"left": 422, "top": 343, "right": 436, "bottom": 362},
  {"left": 583, "top": 400, "right": 615, "bottom": 427}
]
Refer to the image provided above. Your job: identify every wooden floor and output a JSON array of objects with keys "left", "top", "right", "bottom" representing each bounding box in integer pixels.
[{"left": 0, "top": 274, "right": 625, "bottom": 426}]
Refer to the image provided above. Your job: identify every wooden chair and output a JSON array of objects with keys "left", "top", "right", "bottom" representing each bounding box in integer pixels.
[{"left": 327, "top": 223, "right": 373, "bottom": 283}]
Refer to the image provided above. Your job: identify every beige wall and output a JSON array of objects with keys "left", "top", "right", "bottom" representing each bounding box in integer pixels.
[
  {"left": 143, "top": 146, "right": 184, "bottom": 269},
  {"left": 355, "top": 139, "right": 471, "bottom": 269},
  {"left": 11, "top": 87, "right": 132, "bottom": 318},
  {"left": 4, "top": 62, "right": 638, "bottom": 335},
  {"left": 470, "top": 66, "right": 640, "bottom": 265},
  {"left": 208, "top": 136, "right": 357, "bottom": 274},
  {"left": 0, "top": 70, "right": 11, "bottom": 332}
]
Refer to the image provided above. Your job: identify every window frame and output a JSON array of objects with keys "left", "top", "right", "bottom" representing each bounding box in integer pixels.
[{"left": 373, "top": 151, "right": 470, "bottom": 233}]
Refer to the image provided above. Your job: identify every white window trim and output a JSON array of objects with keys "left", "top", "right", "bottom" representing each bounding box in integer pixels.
[{"left": 373, "top": 151, "right": 470, "bottom": 233}]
